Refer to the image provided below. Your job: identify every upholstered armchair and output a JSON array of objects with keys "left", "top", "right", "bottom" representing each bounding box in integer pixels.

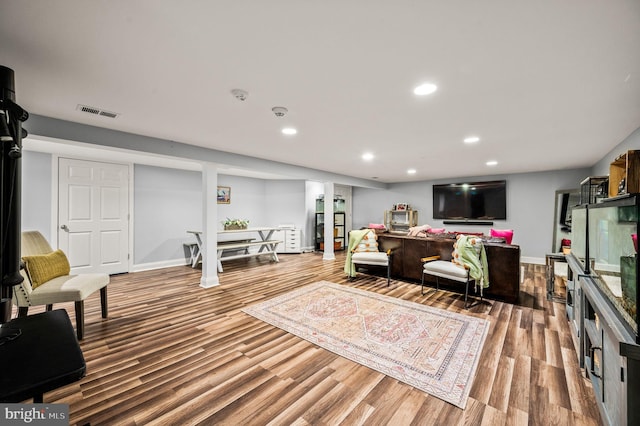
[
  {"left": 345, "top": 229, "right": 392, "bottom": 286},
  {"left": 421, "top": 235, "right": 488, "bottom": 309},
  {"left": 13, "top": 231, "right": 109, "bottom": 339}
]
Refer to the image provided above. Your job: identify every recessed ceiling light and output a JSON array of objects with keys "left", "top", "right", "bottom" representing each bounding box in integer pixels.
[
  {"left": 464, "top": 136, "right": 480, "bottom": 144},
  {"left": 413, "top": 83, "right": 438, "bottom": 96},
  {"left": 407, "top": 169, "right": 417, "bottom": 174},
  {"left": 486, "top": 160, "right": 498, "bottom": 166},
  {"left": 281, "top": 127, "right": 297, "bottom": 135},
  {"left": 362, "top": 152, "right": 374, "bottom": 161}
]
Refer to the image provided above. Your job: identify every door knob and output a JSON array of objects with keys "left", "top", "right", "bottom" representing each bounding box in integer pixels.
[{"left": 60, "top": 224, "right": 69, "bottom": 231}]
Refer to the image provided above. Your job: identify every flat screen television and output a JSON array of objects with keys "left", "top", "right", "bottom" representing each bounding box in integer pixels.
[{"left": 433, "top": 180, "right": 507, "bottom": 220}]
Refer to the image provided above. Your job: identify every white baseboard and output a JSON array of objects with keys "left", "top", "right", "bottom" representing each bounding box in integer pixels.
[
  {"left": 132, "top": 258, "right": 190, "bottom": 272},
  {"left": 200, "top": 276, "right": 220, "bottom": 288}
]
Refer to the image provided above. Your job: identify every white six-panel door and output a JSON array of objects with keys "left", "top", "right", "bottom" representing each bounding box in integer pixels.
[{"left": 58, "top": 158, "right": 129, "bottom": 274}]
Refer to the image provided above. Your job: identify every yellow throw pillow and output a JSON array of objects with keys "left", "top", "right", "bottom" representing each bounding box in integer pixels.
[{"left": 22, "top": 249, "right": 71, "bottom": 289}]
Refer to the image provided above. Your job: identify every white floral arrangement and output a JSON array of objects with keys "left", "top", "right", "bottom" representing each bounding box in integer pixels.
[{"left": 223, "top": 218, "right": 249, "bottom": 229}]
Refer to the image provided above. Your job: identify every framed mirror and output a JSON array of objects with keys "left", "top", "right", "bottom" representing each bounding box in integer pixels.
[{"left": 552, "top": 188, "right": 580, "bottom": 253}]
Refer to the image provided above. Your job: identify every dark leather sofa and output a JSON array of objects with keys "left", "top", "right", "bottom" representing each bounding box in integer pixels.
[{"left": 377, "top": 233, "right": 521, "bottom": 303}]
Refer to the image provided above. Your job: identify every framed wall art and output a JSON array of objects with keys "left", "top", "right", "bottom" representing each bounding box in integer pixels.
[{"left": 217, "top": 186, "right": 231, "bottom": 204}]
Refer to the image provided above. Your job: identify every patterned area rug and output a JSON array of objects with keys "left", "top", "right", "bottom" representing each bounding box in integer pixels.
[{"left": 242, "top": 281, "right": 489, "bottom": 409}]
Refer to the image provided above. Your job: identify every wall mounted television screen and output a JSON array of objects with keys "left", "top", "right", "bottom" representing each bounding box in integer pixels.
[{"left": 433, "top": 180, "right": 507, "bottom": 220}]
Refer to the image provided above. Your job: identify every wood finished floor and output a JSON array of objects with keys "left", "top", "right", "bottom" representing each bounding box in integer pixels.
[{"left": 14, "top": 252, "right": 602, "bottom": 425}]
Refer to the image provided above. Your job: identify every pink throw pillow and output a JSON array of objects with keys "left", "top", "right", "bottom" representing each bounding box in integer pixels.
[
  {"left": 633, "top": 234, "right": 637, "bottom": 253},
  {"left": 427, "top": 228, "right": 446, "bottom": 234},
  {"left": 490, "top": 228, "right": 513, "bottom": 244}
]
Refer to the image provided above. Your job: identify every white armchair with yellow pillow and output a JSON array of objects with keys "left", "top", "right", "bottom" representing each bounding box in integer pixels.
[{"left": 13, "top": 231, "right": 109, "bottom": 340}]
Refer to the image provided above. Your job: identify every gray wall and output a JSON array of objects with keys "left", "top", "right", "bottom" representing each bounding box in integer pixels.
[
  {"left": 22, "top": 150, "right": 53, "bottom": 242},
  {"left": 264, "top": 180, "right": 306, "bottom": 229},
  {"left": 20, "top": 155, "right": 310, "bottom": 266},
  {"left": 592, "top": 126, "right": 640, "bottom": 177},
  {"left": 216, "top": 175, "right": 267, "bottom": 230},
  {"left": 353, "top": 168, "right": 591, "bottom": 258},
  {"left": 134, "top": 165, "right": 202, "bottom": 264},
  {"left": 21, "top": 114, "right": 640, "bottom": 264},
  {"left": 351, "top": 123, "right": 640, "bottom": 259},
  {"left": 18, "top": 150, "right": 596, "bottom": 264},
  {"left": 26, "top": 114, "right": 384, "bottom": 189},
  {"left": 134, "top": 171, "right": 307, "bottom": 264}
]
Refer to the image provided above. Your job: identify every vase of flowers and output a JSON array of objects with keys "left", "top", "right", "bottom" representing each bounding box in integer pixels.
[{"left": 223, "top": 218, "right": 249, "bottom": 230}]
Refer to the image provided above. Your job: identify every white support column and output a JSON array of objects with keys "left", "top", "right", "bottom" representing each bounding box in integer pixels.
[
  {"left": 200, "top": 163, "right": 220, "bottom": 288},
  {"left": 323, "top": 182, "right": 335, "bottom": 261}
]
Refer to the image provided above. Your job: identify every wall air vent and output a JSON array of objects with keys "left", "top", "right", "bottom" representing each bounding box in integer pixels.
[{"left": 76, "top": 104, "right": 120, "bottom": 118}]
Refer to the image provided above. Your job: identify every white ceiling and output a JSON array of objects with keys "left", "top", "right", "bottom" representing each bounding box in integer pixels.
[{"left": 2, "top": 1, "right": 639, "bottom": 183}]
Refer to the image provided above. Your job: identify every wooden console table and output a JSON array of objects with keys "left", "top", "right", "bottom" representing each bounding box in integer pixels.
[
  {"left": 187, "top": 228, "right": 282, "bottom": 272},
  {"left": 0, "top": 309, "right": 86, "bottom": 403},
  {"left": 377, "top": 233, "right": 521, "bottom": 303}
]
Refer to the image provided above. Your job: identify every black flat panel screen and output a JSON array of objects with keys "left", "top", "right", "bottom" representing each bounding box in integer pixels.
[{"left": 433, "top": 180, "right": 507, "bottom": 220}]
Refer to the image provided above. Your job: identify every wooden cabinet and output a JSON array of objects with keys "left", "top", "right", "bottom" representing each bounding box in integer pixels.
[
  {"left": 609, "top": 150, "right": 640, "bottom": 197},
  {"left": 384, "top": 210, "right": 418, "bottom": 232},
  {"left": 401, "top": 238, "right": 431, "bottom": 281}
]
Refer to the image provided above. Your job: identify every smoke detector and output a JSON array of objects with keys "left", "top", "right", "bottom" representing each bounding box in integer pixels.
[
  {"left": 272, "top": 106, "right": 288, "bottom": 117},
  {"left": 231, "top": 89, "right": 248, "bottom": 101}
]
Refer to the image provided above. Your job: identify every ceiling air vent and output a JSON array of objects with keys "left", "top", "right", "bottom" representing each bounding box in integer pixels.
[
  {"left": 76, "top": 104, "right": 119, "bottom": 118},
  {"left": 99, "top": 110, "right": 118, "bottom": 118}
]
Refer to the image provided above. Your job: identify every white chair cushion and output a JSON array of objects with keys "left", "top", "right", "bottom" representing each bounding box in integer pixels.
[
  {"left": 27, "top": 273, "right": 109, "bottom": 305},
  {"left": 423, "top": 260, "right": 468, "bottom": 282},
  {"left": 352, "top": 251, "right": 388, "bottom": 266}
]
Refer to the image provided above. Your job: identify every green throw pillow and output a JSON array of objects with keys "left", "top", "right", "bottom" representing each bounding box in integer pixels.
[{"left": 22, "top": 249, "right": 71, "bottom": 289}]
